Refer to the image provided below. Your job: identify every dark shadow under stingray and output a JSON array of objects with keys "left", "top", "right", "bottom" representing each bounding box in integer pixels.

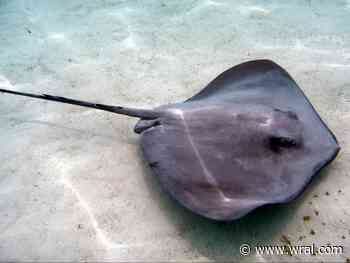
[{"left": 0, "top": 59, "right": 340, "bottom": 221}]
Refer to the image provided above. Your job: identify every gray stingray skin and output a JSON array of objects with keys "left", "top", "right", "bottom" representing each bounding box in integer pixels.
[{"left": 135, "top": 60, "right": 340, "bottom": 221}]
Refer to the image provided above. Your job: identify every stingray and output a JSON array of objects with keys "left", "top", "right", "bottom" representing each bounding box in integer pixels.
[{"left": 0, "top": 59, "right": 340, "bottom": 221}]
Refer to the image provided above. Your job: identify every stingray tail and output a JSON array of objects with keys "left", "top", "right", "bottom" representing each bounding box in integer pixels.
[{"left": 0, "top": 88, "right": 159, "bottom": 119}]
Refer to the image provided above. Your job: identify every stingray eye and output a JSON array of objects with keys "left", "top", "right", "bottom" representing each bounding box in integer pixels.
[{"left": 269, "top": 136, "right": 297, "bottom": 152}]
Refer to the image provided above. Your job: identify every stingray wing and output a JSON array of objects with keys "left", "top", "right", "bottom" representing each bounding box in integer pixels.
[
  {"left": 188, "top": 59, "right": 300, "bottom": 104},
  {"left": 188, "top": 60, "right": 328, "bottom": 128},
  {"left": 187, "top": 59, "right": 338, "bottom": 163}
]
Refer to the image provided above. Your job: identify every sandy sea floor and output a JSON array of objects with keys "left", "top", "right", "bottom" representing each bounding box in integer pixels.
[{"left": 0, "top": 0, "right": 350, "bottom": 262}]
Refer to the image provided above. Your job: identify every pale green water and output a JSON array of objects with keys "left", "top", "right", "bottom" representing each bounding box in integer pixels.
[{"left": 0, "top": 0, "right": 349, "bottom": 262}]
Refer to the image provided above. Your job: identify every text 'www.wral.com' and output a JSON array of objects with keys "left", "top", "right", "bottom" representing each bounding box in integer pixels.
[{"left": 239, "top": 243, "right": 344, "bottom": 257}]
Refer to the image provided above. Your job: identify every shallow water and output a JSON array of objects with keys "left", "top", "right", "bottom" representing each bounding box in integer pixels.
[{"left": 0, "top": 0, "right": 349, "bottom": 262}]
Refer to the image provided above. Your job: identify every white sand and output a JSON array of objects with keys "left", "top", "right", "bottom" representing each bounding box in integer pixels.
[{"left": 0, "top": 0, "right": 349, "bottom": 261}]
